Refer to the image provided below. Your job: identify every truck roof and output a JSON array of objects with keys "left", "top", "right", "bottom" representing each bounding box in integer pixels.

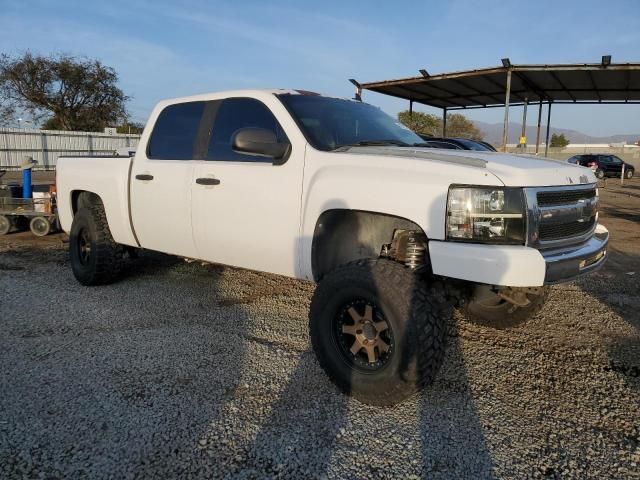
[{"left": 158, "top": 88, "right": 317, "bottom": 105}]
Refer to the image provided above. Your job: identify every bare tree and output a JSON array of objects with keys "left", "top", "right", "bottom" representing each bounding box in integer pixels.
[{"left": 0, "top": 52, "right": 129, "bottom": 131}]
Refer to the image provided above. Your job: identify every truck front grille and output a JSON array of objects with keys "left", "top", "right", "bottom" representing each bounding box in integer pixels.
[
  {"left": 537, "top": 188, "right": 596, "bottom": 206},
  {"left": 525, "top": 184, "right": 598, "bottom": 249},
  {"left": 539, "top": 217, "right": 596, "bottom": 240}
]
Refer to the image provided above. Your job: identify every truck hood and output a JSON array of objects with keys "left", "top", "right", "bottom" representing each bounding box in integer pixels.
[{"left": 343, "top": 146, "right": 596, "bottom": 187}]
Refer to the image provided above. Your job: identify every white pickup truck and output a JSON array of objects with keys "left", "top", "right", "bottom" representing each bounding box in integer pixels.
[{"left": 57, "top": 89, "right": 608, "bottom": 405}]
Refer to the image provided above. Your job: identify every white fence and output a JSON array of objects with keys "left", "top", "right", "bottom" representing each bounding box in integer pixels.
[
  {"left": 0, "top": 128, "right": 141, "bottom": 169},
  {"left": 505, "top": 145, "right": 640, "bottom": 169}
]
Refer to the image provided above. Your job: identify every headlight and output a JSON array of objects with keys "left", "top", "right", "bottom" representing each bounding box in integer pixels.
[{"left": 446, "top": 186, "right": 526, "bottom": 244}]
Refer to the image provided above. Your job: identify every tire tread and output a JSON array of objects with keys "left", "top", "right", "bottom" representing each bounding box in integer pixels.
[{"left": 310, "top": 258, "right": 451, "bottom": 406}]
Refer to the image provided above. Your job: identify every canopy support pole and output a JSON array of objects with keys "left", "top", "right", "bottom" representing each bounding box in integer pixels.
[
  {"left": 535, "top": 99, "right": 543, "bottom": 154},
  {"left": 501, "top": 69, "right": 512, "bottom": 152},
  {"left": 442, "top": 108, "right": 447, "bottom": 136},
  {"left": 544, "top": 103, "right": 552, "bottom": 157},
  {"left": 520, "top": 98, "right": 528, "bottom": 150}
]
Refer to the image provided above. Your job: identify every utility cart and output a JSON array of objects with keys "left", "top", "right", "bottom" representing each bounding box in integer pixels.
[{"left": 0, "top": 171, "right": 59, "bottom": 236}]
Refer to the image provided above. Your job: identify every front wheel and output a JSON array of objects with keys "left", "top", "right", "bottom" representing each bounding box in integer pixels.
[
  {"left": 69, "top": 206, "right": 125, "bottom": 286},
  {"left": 464, "top": 285, "right": 549, "bottom": 329},
  {"left": 309, "top": 259, "right": 450, "bottom": 406},
  {"left": 595, "top": 169, "right": 605, "bottom": 179}
]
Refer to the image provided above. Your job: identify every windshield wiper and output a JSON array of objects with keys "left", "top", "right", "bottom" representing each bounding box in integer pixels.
[{"left": 332, "top": 140, "right": 410, "bottom": 151}]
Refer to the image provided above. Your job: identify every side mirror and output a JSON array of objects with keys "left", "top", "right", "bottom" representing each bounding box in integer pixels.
[{"left": 232, "top": 127, "right": 290, "bottom": 162}]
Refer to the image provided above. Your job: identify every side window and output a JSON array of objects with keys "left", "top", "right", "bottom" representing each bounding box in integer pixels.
[
  {"left": 207, "top": 98, "right": 288, "bottom": 162},
  {"left": 610, "top": 156, "right": 623, "bottom": 164},
  {"left": 148, "top": 102, "right": 206, "bottom": 160}
]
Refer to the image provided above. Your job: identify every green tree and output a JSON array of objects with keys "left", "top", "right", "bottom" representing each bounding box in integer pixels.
[
  {"left": 0, "top": 52, "right": 129, "bottom": 131},
  {"left": 398, "top": 110, "right": 483, "bottom": 140},
  {"left": 397, "top": 110, "right": 441, "bottom": 136},
  {"left": 550, "top": 133, "right": 570, "bottom": 148},
  {"left": 443, "top": 113, "right": 483, "bottom": 140}
]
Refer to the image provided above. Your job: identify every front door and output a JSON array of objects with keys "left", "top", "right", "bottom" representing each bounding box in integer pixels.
[
  {"left": 130, "top": 101, "right": 206, "bottom": 258},
  {"left": 191, "top": 97, "right": 304, "bottom": 277},
  {"left": 607, "top": 156, "right": 624, "bottom": 176}
]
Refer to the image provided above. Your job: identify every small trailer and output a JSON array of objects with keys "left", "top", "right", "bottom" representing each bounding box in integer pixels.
[
  {"left": 0, "top": 171, "right": 59, "bottom": 236},
  {"left": 0, "top": 197, "right": 58, "bottom": 236}
]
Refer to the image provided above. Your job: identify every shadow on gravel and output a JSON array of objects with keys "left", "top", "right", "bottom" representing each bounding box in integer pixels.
[
  {"left": 576, "top": 252, "right": 640, "bottom": 392},
  {"left": 0, "top": 246, "right": 254, "bottom": 478},
  {"left": 599, "top": 206, "right": 640, "bottom": 222},
  {"left": 240, "top": 352, "right": 348, "bottom": 477},
  {"left": 418, "top": 330, "right": 495, "bottom": 478}
]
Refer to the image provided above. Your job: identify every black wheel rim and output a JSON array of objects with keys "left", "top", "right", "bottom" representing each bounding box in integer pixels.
[
  {"left": 77, "top": 228, "right": 92, "bottom": 265},
  {"left": 333, "top": 298, "right": 394, "bottom": 372}
]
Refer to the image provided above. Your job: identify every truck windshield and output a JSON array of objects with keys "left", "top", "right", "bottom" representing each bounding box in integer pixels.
[
  {"left": 277, "top": 94, "right": 424, "bottom": 151},
  {"left": 453, "top": 138, "right": 493, "bottom": 151}
]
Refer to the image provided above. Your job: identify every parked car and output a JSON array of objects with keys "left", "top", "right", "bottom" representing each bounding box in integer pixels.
[
  {"left": 56, "top": 90, "right": 608, "bottom": 406},
  {"left": 419, "top": 135, "right": 497, "bottom": 152},
  {"left": 567, "top": 154, "right": 634, "bottom": 179}
]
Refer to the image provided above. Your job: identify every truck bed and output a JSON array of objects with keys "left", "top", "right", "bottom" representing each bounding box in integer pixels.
[{"left": 56, "top": 155, "right": 138, "bottom": 247}]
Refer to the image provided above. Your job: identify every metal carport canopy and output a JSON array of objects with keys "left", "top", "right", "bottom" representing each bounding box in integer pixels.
[{"left": 355, "top": 60, "right": 640, "bottom": 153}]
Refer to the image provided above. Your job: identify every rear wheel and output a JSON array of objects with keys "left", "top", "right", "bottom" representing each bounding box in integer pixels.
[
  {"left": 0, "top": 215, "right": 11, "bottom": 235},
  {"left": 464, "top": 285, "right": 549, "bottom": 329},
  {"left": 29, "top": 216, "right": 51, "bottom": 237},
  {"left": 625, "top": 168, "right": 634, "bottom": 179},
  {"left": 69, "top": 205, "right": 124, "bottom": 285},
  {"left": 310, "top": 259, "right": 450, "bottom": 406}
]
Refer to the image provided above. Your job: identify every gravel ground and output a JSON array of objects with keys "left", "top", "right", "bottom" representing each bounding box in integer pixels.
[{"left": 1, "top": 180, "right": 639, "bottom": 479}]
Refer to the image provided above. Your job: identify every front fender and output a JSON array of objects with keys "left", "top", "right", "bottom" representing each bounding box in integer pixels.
[{"left": 299, "top": 149, "right": 503, "bottom": 280}]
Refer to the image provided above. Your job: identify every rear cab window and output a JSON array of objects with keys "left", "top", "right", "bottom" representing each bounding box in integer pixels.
[{"left": 147, "top": 101, "right": 206, "bottom": 160}]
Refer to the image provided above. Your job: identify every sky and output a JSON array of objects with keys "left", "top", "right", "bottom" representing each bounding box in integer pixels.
[{"left": 1, "top": 0, "right": 639, "bottom": 136}]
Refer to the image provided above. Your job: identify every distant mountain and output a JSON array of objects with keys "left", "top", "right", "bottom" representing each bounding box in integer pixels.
[{"left": 473, "top": 120, "right": 640, "bottom": 145}]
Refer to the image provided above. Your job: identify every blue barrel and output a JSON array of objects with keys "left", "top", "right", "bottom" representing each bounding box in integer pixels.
[{"left": 22, "top": 168, "right": 32, "bottom": 199}]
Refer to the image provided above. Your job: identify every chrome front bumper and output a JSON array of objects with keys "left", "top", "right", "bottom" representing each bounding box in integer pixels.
[{"left": 542, "top": 224, "right": 609, "bottom": 284}]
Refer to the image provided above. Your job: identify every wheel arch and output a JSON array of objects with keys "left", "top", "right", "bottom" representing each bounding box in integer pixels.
[
  {"left": 70, "top": 190, "right": 103, "bottom": 216},
  {"left": 311, "top": 209, "right": 426, "bottom": 282}
]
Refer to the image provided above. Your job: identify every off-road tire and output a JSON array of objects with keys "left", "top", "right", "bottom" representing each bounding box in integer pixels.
[
  {"left": 464, "top": 286, "right": 550, "bottom": 329},
  {"left": 309, "top": 259, "right": 450, "bottom": 406},
  {"left": 69, "top": 205, "right": 124, "bottom": 286}
]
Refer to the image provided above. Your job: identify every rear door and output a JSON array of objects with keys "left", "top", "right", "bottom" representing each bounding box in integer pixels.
[
  {"left": 130, "top": 101, "right": 206, "bottom": 258},
  {"left": 191, "top": 96, "right": 304, "bottom": 276}
]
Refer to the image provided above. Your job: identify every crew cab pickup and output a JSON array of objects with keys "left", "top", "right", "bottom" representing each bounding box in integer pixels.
[{"left": 57, "top": 89, "right": 608, "bottom": 405}]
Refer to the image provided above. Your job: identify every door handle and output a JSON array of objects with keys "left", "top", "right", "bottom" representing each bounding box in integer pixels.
[
  {"left": 135, "top": 174, "right": 154, "bottom": 181},
  {"left": 195, "top": 177, "right": 221, "bottom": 186}
]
